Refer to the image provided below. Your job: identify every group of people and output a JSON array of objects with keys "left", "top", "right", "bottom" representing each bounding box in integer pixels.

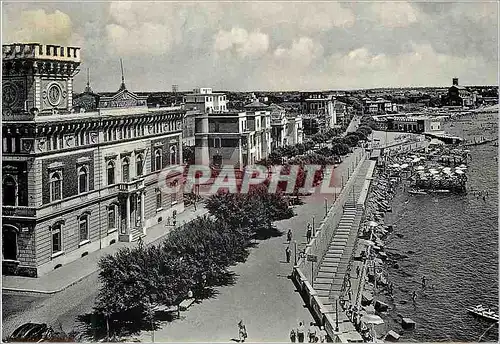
[
  {"left": 290, "top": 322, "right": 327, "bottom": 343},
  {"left": 285, "top": 223, "right": 313, "bottom": 263}
]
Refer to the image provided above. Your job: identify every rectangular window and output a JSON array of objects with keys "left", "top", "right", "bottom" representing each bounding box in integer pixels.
[
  {"left": 156, "top": 189, "right": 162, "bottom": 210},
  {"left": 79, "top": 216, "right": 89, "bottom": 242},
  {"left": 108, "top": 206, "right": 116, "bottom": 230},
  {"left": 52, "top": 224, "right": 62, "bottom": 253}
]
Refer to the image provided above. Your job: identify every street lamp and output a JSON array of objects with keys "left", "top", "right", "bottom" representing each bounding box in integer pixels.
[
  {"left": 294, "top": 240, "right": 298, "bottom": 265},
  {"left": 335, "top": 299, "right": 339, "bottom": 332},
  {"left": 312, "top": 216, "right": 315, "bottom": 237}
]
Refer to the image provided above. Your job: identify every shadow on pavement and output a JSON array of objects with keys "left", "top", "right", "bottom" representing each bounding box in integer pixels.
[{"left": 74, "top": 272, "right": 240, "bottom": 341}]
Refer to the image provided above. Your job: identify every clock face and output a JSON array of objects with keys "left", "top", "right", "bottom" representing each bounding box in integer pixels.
[
  {"left": 47, "top": 84, "right": 62, "bottom": 106},
  {"left": 2, "top": 83, "right": 18, "bottom": 107}
]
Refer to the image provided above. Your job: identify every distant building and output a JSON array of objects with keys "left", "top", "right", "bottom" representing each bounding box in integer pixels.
[
  {"left": 194, "top": 100, "right": 272, "bottom": 168},
  {"left": 269, "top": 103, "right": 304, "bottom": 149},
  {"left": 183, "top": 88, "right": 228, "bottom": 147},
  {"left": 446, "top": 78, "right": 474, "bottom": 107},
  {"left": 301, "top": 93, "right": 337, "bottom": 128},
  {"left": 286, "top": 114, "right": 304, "bottom": 146},
  {"left": 362, "top": 97, "right": 395, "bottom": 114},
  {"left": 184, "top": 87, "right": 228, "bottom": 113},
  {"left": 383, "top": 114, "right": 445, "bottom": 134}
]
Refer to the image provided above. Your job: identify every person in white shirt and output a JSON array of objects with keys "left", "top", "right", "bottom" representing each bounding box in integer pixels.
[{"left": 319, "top": 326, "right": 327, "bottom": 343}]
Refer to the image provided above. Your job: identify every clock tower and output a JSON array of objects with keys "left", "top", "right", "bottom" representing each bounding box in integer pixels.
[{"left": 2, "top": 43, "right": 81, "bottom": 120}]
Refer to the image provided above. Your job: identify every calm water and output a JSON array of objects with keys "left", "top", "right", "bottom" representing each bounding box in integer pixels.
[{"left": 378, "top": 112, "right": 498, "bottom": 342}]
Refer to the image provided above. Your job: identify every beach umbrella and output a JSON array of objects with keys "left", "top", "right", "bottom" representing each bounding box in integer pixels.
[
  {"left": 362, "top": 305, "right": 376, "bottom": 314},
  {"left": 361, "top": 239, "right": 376, "bottom": 247},
  {"left": 361, "top": 314, "right": 384, "bottom": 325}
]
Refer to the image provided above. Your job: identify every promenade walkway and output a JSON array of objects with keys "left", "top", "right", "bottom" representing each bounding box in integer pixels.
[{"left": 2, "top": 205, "right": 209, "bottom": 294}]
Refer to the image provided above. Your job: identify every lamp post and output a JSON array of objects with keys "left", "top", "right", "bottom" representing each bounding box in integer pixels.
[
  {"left": 324, "top": 198, "right": 328, "bottom": 218},
  {"left": 335, "top": 299, "right": 339, "bottom": 332},
  {"left": 312, "top": 216, "right": 315, "bottom": 237},
  {"left": 294, "top": 240, "right": 298, "bottom": 265}
]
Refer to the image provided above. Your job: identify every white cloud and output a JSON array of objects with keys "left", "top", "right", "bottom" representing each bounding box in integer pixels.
[
  {"left": 274, "top": 37, "right": 324, "bottom": 67},
  {"left": 214, "top": 28, "right": 269, "bottom": 58},
  {"left": 3, "top": 9, "right": 77, "bottom": 45},
  {"left": 371, "top": 2, "right": 419, "bottom": 28},
  {"left": 241, "top": 3, "right": 355, "bottom": 31},
  {"left": 326, "top": 43, "right": 489, "bottom": 88},
  {"left": 105, "top": 2, "right": 181, "bottom": 56}
]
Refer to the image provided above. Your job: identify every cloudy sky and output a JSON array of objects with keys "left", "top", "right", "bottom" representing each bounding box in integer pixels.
[{"left": 3, "top": 1, "right": 498, "bottom": 92}]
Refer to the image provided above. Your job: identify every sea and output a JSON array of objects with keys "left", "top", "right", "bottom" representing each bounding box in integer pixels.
[{"left": 378, "top": 110, "right": 499, "bottom": 342}]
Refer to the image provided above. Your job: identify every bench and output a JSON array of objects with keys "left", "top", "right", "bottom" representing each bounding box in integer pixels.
[
  {"left": 179, "top": 298, "right": 195, "bottom": 311},
  {"left": 152, "top": 304, "right": 178, "bottom": 314}
]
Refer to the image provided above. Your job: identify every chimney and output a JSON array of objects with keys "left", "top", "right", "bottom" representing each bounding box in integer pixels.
[{"left": 452, "top": 78, "right": 459, "bottom": 86}]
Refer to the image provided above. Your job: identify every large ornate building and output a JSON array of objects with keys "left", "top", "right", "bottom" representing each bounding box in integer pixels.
[{"left": 2, "top": 43, "right": 184, "bottom": 277}]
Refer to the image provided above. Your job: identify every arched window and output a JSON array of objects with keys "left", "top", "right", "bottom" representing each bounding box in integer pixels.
[
  {"left": 136, "top": 155, "right": 144, "bottom": 176},
  {"left": 107, "top": 161, "right": 115, "bottom": 185},
  {"left": 3, "top": 176, "right": 17, "bottom": 206},
  {"left": 122, "top": 158, "right": 130, "bottom": 182},
  {"left": 50, "top": 172, "right": 62, "bottom": 202},
  {"left": 170, "top": 145, "right": 178, "bottom": 165},
  {"left": 2, "top": 226, "right": 18, "bottom": 260},
  {"left": 80, "top": 131, "right": 85, "bottom": 146},
  {"left": 78, "top": 166, "right": 88, "bottom": 194},
  {"left": 155, "top": 149, "right": 162, "bottom": 171}
]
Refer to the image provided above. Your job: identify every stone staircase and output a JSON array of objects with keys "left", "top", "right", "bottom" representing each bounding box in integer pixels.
[
  {"left": 131, "top": 227, "right": 145, "bottom": 242},
  {"left": 313, "top": 160, "right": 371, "bottom": 310}
]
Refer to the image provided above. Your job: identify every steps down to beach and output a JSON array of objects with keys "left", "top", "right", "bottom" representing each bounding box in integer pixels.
[{"left": 313, "top": 160, "right": 371, "bottom": 313}]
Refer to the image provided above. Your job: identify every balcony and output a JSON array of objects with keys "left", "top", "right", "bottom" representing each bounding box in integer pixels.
[
  {"left": 3, "top": 206, "right": 36, "bottom": 218},
  {"left": 118, "top": 178, "right": 145, "bottom": 194}
]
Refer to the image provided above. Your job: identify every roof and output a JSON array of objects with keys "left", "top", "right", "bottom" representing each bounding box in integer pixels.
[
  {"left": 244, "top": 100, "right": 269, "bottom": 109},
  {"left": 449, "top": 85, "right": 467, "bottom": 90}
]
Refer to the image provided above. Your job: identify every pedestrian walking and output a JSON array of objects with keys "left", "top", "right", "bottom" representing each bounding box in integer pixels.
[
  {"left": 290, "top": 328, "right": 296, "bottom": 343},
  {"left": 287, "top": 229, "right": 293, "bottom": 242},
  {"left": 356, "top": 265, "right": 360, "bottom": 278},
  {"left": 421, "top": 276, "right": 426, "bottom": 289},
  {"left": 412, "top": 290, "right": 417, "bottom": 303},
  {"left": 286, "top": 246, "right": 291, "bottom": 263},
  {"left": 319, "top": 326, "right": 327, "bottom": 343},
  {"left": 238, "top": 320, "right": 247, "bottom": 343},
  {"left": 297, "top": 322, "right": 305, "bottom": 343},
  {"left": 306, "top": 224, "right": 312, "bottom": 243},
  {"left": 307, "top": 323, "right": 317, "bottom": 343}
]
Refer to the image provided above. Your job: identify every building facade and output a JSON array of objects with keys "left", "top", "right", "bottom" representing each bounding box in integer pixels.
[
  {"left": 194, "top": 106, "right": 272, "bottom": 169},
  {"left": 301, "top": 93, "right": 337, "bottom": 128},
  {"left": 446, "top": 78, "right": 474, "bottom": 107},
  {"left": 2, "top": 43, "right": 184, "bottom": 277}
]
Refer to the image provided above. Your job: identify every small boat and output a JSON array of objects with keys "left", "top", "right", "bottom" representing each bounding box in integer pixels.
[
  {"left": 467, "top": 305, "right": 499, "bottom": 322},
  {"left": 408, "top": 189, "right": 427, "bottom": 195},
  {"left": 428, "top": 189, "right": 451, "bottom": 194}
]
